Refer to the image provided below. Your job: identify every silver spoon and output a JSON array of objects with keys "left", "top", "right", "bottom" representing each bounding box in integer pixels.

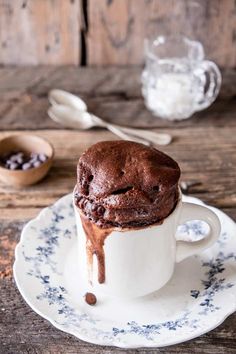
[{"left": 48, "top": 89, "right": 172, "bottom": 146}]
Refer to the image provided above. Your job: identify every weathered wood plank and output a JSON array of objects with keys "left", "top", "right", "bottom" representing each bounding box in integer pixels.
[
  {"left": 0, "top": 67, "right": 235, "bottom": 130},
  {"left": 0, "top": 67, "right": 235, "bottom": 353},
  {"left": 85, "top": 97, "right": 236, "bottom": 129},
  {"left": 0, "top": 127, "right": 235, "bottom": 161},
  {"left": 28, "top": 66, "right": 120, "bottom": 96},
  {"left": 0, "top": 207, "right": 42, "bottom": 220},
  {"left": 0, "top": 222, "right": 21, "bottom": 279},
  {"left": 87, "top": 0, "right": 236, "bottom": 68},
  {"left": 0, "top": 0, "right": 81, "bottom": 65},
  {"left": 26, "top": 67, "right": 236, "bottom": 99},
  {"left": 0, "top": 128, "right": 235, "bottom": 215},
  {"left": 0, "top": 95, "right": 57, "bottom": 130},
  {"left": 0, "top": 67, "right": 57, "bottom": 93},
  {"left": 0, "top": 1, "right": 235, "bottom": 68},
  {"left": 1, "top": 95, "right": 236, "bottom": 130}
]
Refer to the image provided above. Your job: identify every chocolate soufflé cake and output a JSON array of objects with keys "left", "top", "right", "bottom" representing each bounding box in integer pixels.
[{"left": 75, "top": 141, "right": 181, "bottom": 229}]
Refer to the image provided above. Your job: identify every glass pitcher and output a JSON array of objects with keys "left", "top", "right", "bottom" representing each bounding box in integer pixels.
[{"left": 141, "top": 36, "right": 222, "bottom": 121}]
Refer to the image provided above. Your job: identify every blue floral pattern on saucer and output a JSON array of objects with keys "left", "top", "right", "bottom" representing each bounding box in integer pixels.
[{"left": 14, "top": 194, "right": 236, "bottom": 348}]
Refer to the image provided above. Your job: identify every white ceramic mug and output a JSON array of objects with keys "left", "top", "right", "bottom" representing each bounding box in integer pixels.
[{"left": 74, "top": 191, "right": 221, "bottom": 298}]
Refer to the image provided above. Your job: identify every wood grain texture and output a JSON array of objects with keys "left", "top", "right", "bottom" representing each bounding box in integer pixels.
[
  {"left": 87, "top": 0, "right": 236, "bottom": 68},
  {"left": 0, "top": 0, "right": 81, "bottom": 65},
  {"left": 0, "top": 127, "right": 235, "bottom": 216},
  {"left": 0, "top": 67, "right": 235, "bottom": 353},
  {"left": 0, "top": 1, "right": 235, "bottom": 67},
  {"left": 0, "top": 66, "right": 235, "bottom": 130}
]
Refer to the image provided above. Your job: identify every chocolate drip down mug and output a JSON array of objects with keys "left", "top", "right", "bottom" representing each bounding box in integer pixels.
[{"left": 74, "top": 190, "right": 221, "bottom": 298}]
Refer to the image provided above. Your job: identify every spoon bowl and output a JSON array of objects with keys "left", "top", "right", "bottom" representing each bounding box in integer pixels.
[
  {"left": 48, "top": 105, "right": 95, "bottom": 130},
  {"left": 48, "top": 89, "right": 172, "bottom": 146},
  {"left": 49, "top": 89, "right": 87, "bottom": 111}
]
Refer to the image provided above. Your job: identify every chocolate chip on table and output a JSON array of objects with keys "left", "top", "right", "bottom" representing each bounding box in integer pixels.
[
  {"left": 84, "top": 292, "right": 97, "bottom": 305},
  {"left": 180, "top": 180, "right": 201, "bottom": 193}
]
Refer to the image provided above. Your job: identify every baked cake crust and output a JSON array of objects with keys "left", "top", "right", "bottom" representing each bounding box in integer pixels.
[{"left": 75, "top": 141, "right": 180, "bottom": 228}]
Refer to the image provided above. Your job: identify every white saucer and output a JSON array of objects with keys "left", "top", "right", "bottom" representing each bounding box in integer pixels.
[{"left": 14, "top": 194, "right": 236, "bottom": 348}]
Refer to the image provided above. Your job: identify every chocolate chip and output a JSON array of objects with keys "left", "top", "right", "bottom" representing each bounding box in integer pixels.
[
  {"left": 30, "top": 152, "right": 38, "bottom": 158},
  {"left": 22, "top": 162, "right": 32, "bottom": 170},
  {"left": 38, "top": 153, "right": 47, "bottom": 162},
  {"left": 16, "top": 157, "right": 23, "bottom": 165},
  {"left": 88, "top": 174, "right": 93, "bottom": 182},
  {"left": 1, "top": 151, "right": 48, "bottom": 170},
  {"left": 33, "top": 161, "right": 41, "bottom": 168},
  {"left": 97, "top": 206, "right": 105, "bottom": 216},
  {"left": 30, "top": 157, "right": 37, "bottom": 163},
  {"left": 9, "top": 162, "right": 18, "bottom": 170},
  {"left": 153, "top": 185, "right": 159, "bottom": 192},
  {"left": 10, "top": 154, "right": 19, "bottom": 162},
  {"left": 84, "top": 292, "right": 97, "bottom": 305}
]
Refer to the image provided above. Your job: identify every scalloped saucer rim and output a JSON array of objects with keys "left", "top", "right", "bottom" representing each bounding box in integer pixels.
[{"left": 13, "top": 194, "right": 236, "bottom": 348}]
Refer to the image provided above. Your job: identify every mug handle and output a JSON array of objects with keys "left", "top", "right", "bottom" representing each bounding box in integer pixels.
[
  {"left": 194, "top": 60, "right": 222, "bottom": 111},
  {"left": 176, "top": 202, "right": 221, "bottom": 263}
]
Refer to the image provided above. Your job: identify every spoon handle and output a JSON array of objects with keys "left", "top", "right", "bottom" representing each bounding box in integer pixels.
[
  {"left": 48, "top": 90, "right": 172, "bottom": 146},
  {"left": 107, "top": 124, "right": 150, "bottom": 146},
  {"left": 119, "top": 127, "right": 171, "bottom": 146},
  {"left": 92, "top": 115, "right": 171, "bottom": 146}
]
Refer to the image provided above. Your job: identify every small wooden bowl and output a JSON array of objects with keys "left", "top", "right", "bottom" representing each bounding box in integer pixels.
[{"left": 0, "top": 134, "right": 54, "bottom": 186}]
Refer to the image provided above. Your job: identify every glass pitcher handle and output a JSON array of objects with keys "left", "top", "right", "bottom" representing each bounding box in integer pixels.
[{"left": 195, "top": 60, "right": 222, "bottom": 111}]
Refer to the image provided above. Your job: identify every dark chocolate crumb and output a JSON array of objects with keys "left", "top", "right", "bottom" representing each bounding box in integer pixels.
[
  {"left": 84, "top": 292, "right": 97, "bottom": 305},
  {"left": 153, "top": 185, "right": 159, "bottom": 192},
  {"left": 88, "top": 174, "right": 94, "bottom": 182}
]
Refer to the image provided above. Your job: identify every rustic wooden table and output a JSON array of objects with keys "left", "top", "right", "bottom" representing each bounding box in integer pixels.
[{"left": 0, "top": 67, "right": 235, "bottom": 354}]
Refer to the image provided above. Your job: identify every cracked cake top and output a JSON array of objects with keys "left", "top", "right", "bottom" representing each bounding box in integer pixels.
[{"left": 75, "top": 140, "right": 180, "bottom": 228}]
